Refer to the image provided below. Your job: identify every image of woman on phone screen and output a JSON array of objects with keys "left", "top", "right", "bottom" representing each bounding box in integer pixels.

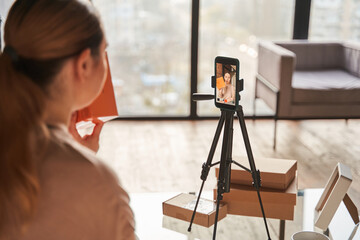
[{"left": 218, "top": 72, "right": 235, "bottom": 104}]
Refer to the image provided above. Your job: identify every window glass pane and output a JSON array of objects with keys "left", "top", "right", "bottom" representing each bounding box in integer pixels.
[
  {"left": 310, "top": 0, "right": 360, "bottom": 41},
  {"left": 0, "top": 0, "right": 15, "bottom": 48},
  {"left": 94, "top": 0, "right": 191, "bottom": 117},
  {"left": 198, "top": 0, "right": 295, "bottom": 116}
]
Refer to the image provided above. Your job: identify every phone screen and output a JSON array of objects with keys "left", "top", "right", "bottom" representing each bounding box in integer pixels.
[{"left": 215, "top": 63, "right": 237, "bottom": 106}]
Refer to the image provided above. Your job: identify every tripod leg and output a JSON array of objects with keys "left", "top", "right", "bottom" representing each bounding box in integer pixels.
[
  {"left": 236, "top": 107, "right": 272, "bottom": 240},
  {"left": 273, "top": 118, "right": 277, "bottom": 150},
  {"left": 213, "top": 110, "right": 233, "bottom": 240},
  {"left": 188, "top": 111, "right": 226, "bottom": 232},
  {"left": 279, "top": 220, "right": 285, "bottom": 240},
  {"left": 253, "top": 77, "right": 258, "bottom": 122},
  {"left": 187, "top": 180, "right": 205, "bottom": 232},
  {"left": 202, "top": 111, "right": 226, "bottom": 181},
  {"left": 213, "top": 187, "right": 222, "bottom": 240},
  {"left": 225, "top": 112, "right": 234, "bottom": 193}
]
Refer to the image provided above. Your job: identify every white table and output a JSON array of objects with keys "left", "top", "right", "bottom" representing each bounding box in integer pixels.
[
  {"left": 129, "top": 189, "right": 359, "bottom": 240},
  {"left": 130, "top": 191, "right": 299, "bottom": 240}
]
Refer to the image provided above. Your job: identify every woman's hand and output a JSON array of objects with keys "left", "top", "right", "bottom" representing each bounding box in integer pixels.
[
  {"left": 68, "top": 112, "right": 104, "bottom": 152},
  {"left": 218, "top": 87, "right": 225, "bottom": 98}
]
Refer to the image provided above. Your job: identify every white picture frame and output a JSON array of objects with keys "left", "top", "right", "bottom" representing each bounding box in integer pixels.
[{"left": 314, "top": 163, "right": 353, "bottom": 230}]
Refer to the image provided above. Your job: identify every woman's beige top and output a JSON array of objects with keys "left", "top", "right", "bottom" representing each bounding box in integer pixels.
[
  {"left": 21, "top": 125, "right": 136, "bottom": 240},
  {"left": 219, "top": 84, "right": 235, "bottom": 101}
]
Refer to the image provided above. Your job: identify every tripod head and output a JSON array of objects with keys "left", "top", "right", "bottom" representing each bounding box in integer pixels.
[
  {"left": 211, "top": 76, "right": 244, "bottom": 93},
  {"left": 192, "top": 92, "right": 242, "bottom": 102},
  {"left": 192, "top": 93, "right": 214, "bottom": 101}
]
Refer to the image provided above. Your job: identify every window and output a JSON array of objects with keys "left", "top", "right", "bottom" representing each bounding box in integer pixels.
[
  {"left": 93, "top": 0, "right": 191, "bottom": 117},
  {"left": 197, "top": 0, "right": 295, "bottom": 116},
  {"left": 310, "top": 0, "right": 360, "bottom": 41},
  {"left": 1, "top": 0, "right": 302, "bottom": 118}
]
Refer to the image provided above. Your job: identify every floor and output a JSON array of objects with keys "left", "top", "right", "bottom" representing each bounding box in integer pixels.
[
  {"left": 97, "top": 118, "right": 360, "bottom": 210},
  {"left": 96, "top": 118, "right": 360, "bottom": 239}
]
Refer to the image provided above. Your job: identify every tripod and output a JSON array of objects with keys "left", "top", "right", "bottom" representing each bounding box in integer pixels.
[{"left": 187, "top": 105, "right": 271, "bottom": 240}]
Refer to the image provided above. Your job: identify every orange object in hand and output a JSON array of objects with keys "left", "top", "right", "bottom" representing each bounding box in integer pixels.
[
  {"left": 216, "top": 77, "right": 225, "bottom": 90},
  {"left": 76, "top": 52, "right": 118, "bottom": 128}
]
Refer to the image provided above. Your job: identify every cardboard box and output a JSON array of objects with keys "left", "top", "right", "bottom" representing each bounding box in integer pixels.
[
  {"left": 223, "top": 201, "right": 295, "bottom": 220},
  {"left": 162, "top": 193, "right": 227, "bottom": 228},
  {"left": 214, "top": 175, "right": 297, "bottom": 220},
  {"left": 215, "top": 156, "right": 297, "bottom": 190},
  {"left": 76, "top": 53, "right": 118, "bottom": 129}
]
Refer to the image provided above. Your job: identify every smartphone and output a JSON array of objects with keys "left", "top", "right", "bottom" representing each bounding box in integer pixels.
[{"left": 214, "top": 56, "right": 240, "bottom": 110}]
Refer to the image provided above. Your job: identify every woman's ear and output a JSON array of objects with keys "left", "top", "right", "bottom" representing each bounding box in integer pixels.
[{"left": 74, "top": 48, "right": 92, "bottom": 83}]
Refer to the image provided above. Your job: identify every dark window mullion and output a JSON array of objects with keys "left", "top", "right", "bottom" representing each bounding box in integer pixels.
[
  {"left": 293, "top": 0, "right": 311, "bottom": 39},
  {"left": 190, "top": 0, "right": 200, "bottom": 119}
]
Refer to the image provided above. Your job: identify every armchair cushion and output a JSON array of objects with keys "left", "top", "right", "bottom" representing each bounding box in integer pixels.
[
  {"left": 292, "top": 70, "right": 360, "bottom": 90},
  {"left": 292, "top": 70, "right": 360, "bottom": 104}
]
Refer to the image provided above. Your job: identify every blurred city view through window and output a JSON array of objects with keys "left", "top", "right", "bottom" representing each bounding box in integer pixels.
[
  {"left": 93, "top": 0, "right": 191, "bottom": 116},
  {"left": 93, "top": 0, "right": 295, "bottom": 117},
  {"left": 93, "top": 0, "right": 360, "bottom": 117},
  {"left": 310, "top": 0, "right": 360, "bottom": 41}
]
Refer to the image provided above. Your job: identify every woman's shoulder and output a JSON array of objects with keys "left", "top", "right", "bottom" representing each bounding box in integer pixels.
[
  {"left": 40, "top": 125, "right": 124, "bottom": 198},
  {"left": 26, "top": 125, "right": 135, "bottom": 239}
]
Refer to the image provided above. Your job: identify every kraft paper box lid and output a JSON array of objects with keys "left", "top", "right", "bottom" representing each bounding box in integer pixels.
[
  {"left": 76, "top": 53, "right": 118, "bottom": 129},
  {"left": 217, "top": 174, "right": 298, "bottom": 205},
  {"left": 162, "top": 193, "right": 227, "bottom": 228},
  {"left": 216, "top": 156, "right": 297, "bottom": 190}
]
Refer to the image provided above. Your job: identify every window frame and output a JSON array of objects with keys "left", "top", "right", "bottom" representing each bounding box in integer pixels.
[{"left": 0, "top": 0, "right": 311, "bottom": 120}]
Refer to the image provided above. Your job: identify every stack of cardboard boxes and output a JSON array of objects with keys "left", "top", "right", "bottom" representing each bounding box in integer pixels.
[
  {"left": 215, "top": 156, "right": 298, "bottom": 220},
  {"left": 162, "top": 156, "right": 298, "bottom": 228}
]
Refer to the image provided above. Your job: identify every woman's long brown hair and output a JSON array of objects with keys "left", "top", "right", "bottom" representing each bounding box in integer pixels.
[{"left": 0, "top": 0, "right": 103, "bottom": 238}]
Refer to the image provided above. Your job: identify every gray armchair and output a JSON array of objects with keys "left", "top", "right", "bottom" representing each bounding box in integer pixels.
[{"left": 254, "top": 40, "right": 360, "bottom": 148}]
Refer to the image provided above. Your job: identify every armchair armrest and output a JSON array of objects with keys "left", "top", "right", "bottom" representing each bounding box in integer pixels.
[
  {"left": 257, "top": 41, "right": 296, "bottom": 116},
  {"left": 258, "top": 41, "right": 295, "bottom": 91},
  {"left": 343, "top": 41, "right": 360, "bottom": 78}
]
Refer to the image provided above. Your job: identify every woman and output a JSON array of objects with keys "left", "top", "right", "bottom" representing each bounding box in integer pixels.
[
  {"left": 219, "top": 72, "right": 235, "bottom": 103},
  {"left": 0, "top": 0, "right": 135, "bottom": 239}
]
